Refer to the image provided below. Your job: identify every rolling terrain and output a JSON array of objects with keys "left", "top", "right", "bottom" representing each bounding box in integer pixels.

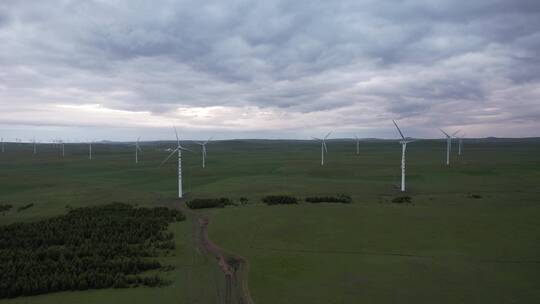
[{"left": 1, "top": 138, "right": 540, "bottom": 303}]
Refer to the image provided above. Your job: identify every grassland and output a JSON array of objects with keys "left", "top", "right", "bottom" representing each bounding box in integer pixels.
[{"left": 1, "top": 138, "right": 540, "bottom": 303}]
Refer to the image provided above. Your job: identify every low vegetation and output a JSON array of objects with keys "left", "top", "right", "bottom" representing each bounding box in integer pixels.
[
  {"left": 17, "top": 203, "right": 34, "bottom": 212},
  {"left": 305, "top": 194, "right": 352, "bottom": 204},
  {"left": 186, "top": 197, "right": 232, "bottom": 209},
  {"left": 262, "top": 195, "right": 298, "bottom": 205},
  {"left": 391, "top": 196, "right": 412, "bottom": 204},
  {"left": 0, "top": 203, "right": 185, "bottom": 299},
  {"left": 0, "top": 204, "right": 13, "bottom": 213}
]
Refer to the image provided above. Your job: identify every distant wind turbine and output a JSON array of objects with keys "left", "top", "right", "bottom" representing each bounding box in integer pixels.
[
  {"left": 135, "top": 137, "right": 142, "bottom": 164},
  {"left": 440, "top": 129, "right": 460, "bottom": 166},
  {"left": 458, "top": 133, "right": 465, "bottom": 156},
  {"left": 89, "top": 141, "right": 93, "bottom": 160},
  {"left": 196, "top": 137, "right": 212, "bottom": 168},
  {"left": 160, "top": 127, "right": 192, "bottom": 198},
  {"left": 393, "top": 120, "right": 415, "bottom": 192},
  {"left": 33, "top": 137, "right": 37, "bottom": 155},
  {"left": 1, "top": 137, "right": 4, "bottom": 153},
  {"left": 355, "top": 135, "right": 360, "bottom": 155},
  {"left": 312, "top": 131, "right": 332, "bottom": 166},
  {"left": 60, "top": 140, "right": 65, "bottom": 158}
]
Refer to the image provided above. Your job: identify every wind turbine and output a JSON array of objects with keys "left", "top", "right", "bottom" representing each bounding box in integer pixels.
[
  {"left": 196, "top": 137, "right": 212, "bottom": 168},
  {"left": 393, "top": 120, "right": 415, "bottom": 192},
  {"left": 160, "top": 127, "right": 192, "bottom": 198},
  {"left": 33, "top": 137, "right": 37, "bottom": 155},
  {"left": 1, "top": 137, "right": 4, "bottom": 153},
  {"left": 89, "top": 141, "right": 93, "bottom": 160},
  {"left": 355, "top": 135, "right": 360, "bottom": 155},
  {"left": 439, "top": 129, "right": 460, "bottom": 166},
  {"left": 312, "top": 131, "right": 332, "bottom": 166},
  {"left": 458, "top": 133, "right": 465, "bottom": 156},
  {"left": 135, "top": 137, "right": 142, "bottom": 164}
]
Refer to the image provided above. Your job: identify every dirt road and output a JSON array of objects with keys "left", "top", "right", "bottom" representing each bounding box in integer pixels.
[{"left": 176, "top": 201, "right": 254, "bottom": 304}]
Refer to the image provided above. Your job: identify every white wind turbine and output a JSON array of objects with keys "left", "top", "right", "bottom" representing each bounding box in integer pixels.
[
  {"left": 160, "top": 127, "right": 192, "bottom": 198},
  {"left": 312, "top": 131, "right": 332, "bottom": 166},
  {"left": 393, "top": 120, "right": 415, "bottom": 192},
  {"left": 439, "top": 129, "right": 460, "bottom": 166},
  {"left": 458, "top": 133, "right": 465, "bottom": 156},
  {"left": 355, "top": 135, "right": 360, "bottom": 155},
  {"left": 196, "top": 137, "right": 212, "bottom": 168},
  {"left": 89, "top": 140, "right": 93, "bottom": 160},
  {"left": 33, "top": 137, "right": 37, "bottom": 155},
  {"left": 135, "top": 137, "right": 142, "bottom": 164},
  {"left": 60, "top": 140, "right": 65, "bottom": 158}
]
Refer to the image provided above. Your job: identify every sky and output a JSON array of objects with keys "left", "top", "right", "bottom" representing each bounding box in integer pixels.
[{"left": 0, "top": 0, "right": 539, "bottom": 142}]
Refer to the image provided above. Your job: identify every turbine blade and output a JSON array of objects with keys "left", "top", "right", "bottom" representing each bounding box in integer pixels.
[
  {"left": 392, "top": 120, "right": 405, "bottom": 139},
  {"left": 160, "top": 148, "right": 179, "bottom": 167},
  {"left": 179, "top": 147, "right": 194, "bottom": 153},
  {"left": 324, "top": 131, "right": 332, "bottom": 139},
  {"left": 439, "top": 128, "right": 450, "bottom": 137},
  {"left": 323, "top": 141, "right": 328, "bottom": 153},
  {"left": 311, "top": 137, "right": 322, "bottom": 141},
  {"left": 452, "top": 130, "right": 461, "bottom": 137},
  {"left": 173, "top": 126, "right": 180, "bottom": 146}
]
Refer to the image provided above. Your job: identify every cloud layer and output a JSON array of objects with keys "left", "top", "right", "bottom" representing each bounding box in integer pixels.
[{"left": 1, "top": 0, "right": 539, "bottom": 140}]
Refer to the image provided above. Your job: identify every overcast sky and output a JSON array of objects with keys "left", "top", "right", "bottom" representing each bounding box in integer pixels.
[{"left": 1, "top": 0, "right": 539, "bottom": 141}]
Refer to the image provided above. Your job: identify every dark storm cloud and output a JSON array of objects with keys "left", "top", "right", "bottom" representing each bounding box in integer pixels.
[{"left": 0, "top": 0, "right": 539, "bottom": 139}]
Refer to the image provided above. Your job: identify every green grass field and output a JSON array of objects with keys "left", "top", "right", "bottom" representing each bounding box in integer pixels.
[{"left": 1, "top": 138, "right": 540, "bottom": 303}]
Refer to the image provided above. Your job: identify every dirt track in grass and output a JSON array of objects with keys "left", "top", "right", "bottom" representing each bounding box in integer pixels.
[{"left": 172, "top": 200, "right": 253, "bottom": 304}]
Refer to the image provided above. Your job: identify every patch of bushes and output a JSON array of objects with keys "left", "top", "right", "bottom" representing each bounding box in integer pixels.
[
  {"left": 305, "top": 194, "right": 352, "bottom": 204},
  {"left": 0, "top": 204, "right": 13, "bottom": 213},
  {"left": 239, "top": 197, "right": 249, "bottom": 205},
  {"left": 17, "top": 203, "right": 34, "bottom": 212},
  {"left": 0, "top": 203, "right": 184, "bottom": 299},
  {"left": 469, "top": 194, "right": 482, "bottom": 199},
  {"left": 391, "top": 196, "right": 412, "bottom": 204},
  {"left": 262, "top": 195, "right": 298, "bottom": 205},
  {"left": 186, "top": 198, "right": 232, "bottom": 209}
]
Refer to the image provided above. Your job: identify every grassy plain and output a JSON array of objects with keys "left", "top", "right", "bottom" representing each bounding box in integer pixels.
[{"left": 1, "top": 138, "right": 540, "bottom": 303}]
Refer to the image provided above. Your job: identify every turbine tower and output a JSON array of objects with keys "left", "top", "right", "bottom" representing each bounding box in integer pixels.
[
  {"left": 135, "top": 137, "right": 142, "bottom": 164},
  {"left": 312, "top": 131, "right": 332, "bottom": 166},
  {"left": 89, "top": 141, "right": 93, "bottom": 160},
  {"left": 355, "top": 135, "right": 360, "bottom": 155},
  {"left": 33, "top": 137, "right": 37, "bottom": 155},
  {"left": 1, "top": 137, "right": 4, "bottom": 153},
  {"left": 393, "top": 120, "right": 415, "bottom": 192},
  {"left": 160, "top": 127, "right": 191, "bottom": 198},
  {"left": 61, "top": 140, "right": 65, "bottom": 158},
  {"left": 439, "top": 129, "right": 460, "bottom": 166},
  {"left": 458, "top": 133, "right": 465, "bottom": 156},
  {"left": 196, "top": 137, "right": 212, "bottom": 168}
]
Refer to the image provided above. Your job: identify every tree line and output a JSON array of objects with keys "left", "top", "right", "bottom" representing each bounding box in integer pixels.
[{"left": 0, "top": 203, "right": 185, "bottom": 299}]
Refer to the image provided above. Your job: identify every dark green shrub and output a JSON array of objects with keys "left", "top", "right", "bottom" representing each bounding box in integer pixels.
[
  {"left": 186, "top": 198, "right": 232, "bottom": 209},
  {"left": 391, "top": 196, "right": 412, "bottom": 204},
  {"left": 17, "top": 203, "right": 34, "bottom": 212},
  {"left": 469, "top": 194, "right": 482, "bottom": 199},
  {"left": 239, "top": 197, "right": 249, "bottom": 205},
  {"left": 305, "top": 194, "right": 352, "bottom": 204},
  {"left": 262, "top": 195, "right": 298, "bottom": 205},
  {"left": 0, "top": 204, "right": 12, "bottom": 212}
]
